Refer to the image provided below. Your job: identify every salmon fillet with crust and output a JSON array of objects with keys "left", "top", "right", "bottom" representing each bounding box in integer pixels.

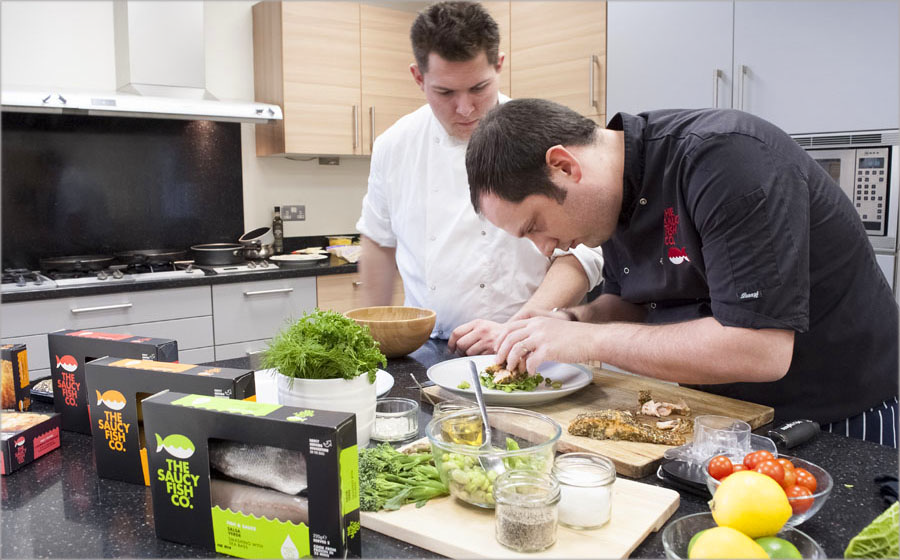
[
  {"left": 568, "top": 409, "right": 689, "bottom": 446},
  {"left": 483, "top": 363, "right": 530, "bottom": 385}
]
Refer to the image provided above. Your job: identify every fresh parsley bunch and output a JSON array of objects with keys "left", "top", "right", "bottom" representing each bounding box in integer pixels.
[{"left": 262, "top": 309, "right": 386, "bottom": 383}]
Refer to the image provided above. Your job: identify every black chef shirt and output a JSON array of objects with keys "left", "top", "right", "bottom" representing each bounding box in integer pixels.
[{"left": 602, "top": 109, "right": 898, "bottom": 423}]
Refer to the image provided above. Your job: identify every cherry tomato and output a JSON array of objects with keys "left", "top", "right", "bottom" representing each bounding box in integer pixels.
[
  {"left": 707, "top": 455, "right": 734, "bottom": 480},
  {"left": 754, "top": 459, "right": 785, "bottom": 485},
  {"left": 781, "top": 466, "right": 798, "bottom": 489},
  {"left": 743, "top": 450, "right": 775, "bottom": 470},
  {"left": 776, "top": 458, "right": 795, "bottom": 472},
  {"left": 732, "top": 464, "right": 747, "bottom": 473},
  {"left": 794, "top": 468, "right": 818, "bottom": 492},
  {"left": 785, "top": 484, "right": 814, "bottom": 514}
]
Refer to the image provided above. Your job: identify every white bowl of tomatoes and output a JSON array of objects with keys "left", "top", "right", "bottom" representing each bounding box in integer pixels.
[{"left": 704, "top": 451, "right": 833, "bottom": 527}]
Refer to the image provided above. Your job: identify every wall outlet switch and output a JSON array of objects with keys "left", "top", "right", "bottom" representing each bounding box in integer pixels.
[{"left": 283, "top": 205, "right": 306, "bottom": 221}]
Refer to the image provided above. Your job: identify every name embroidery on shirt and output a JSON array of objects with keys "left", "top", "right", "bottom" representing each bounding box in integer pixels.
[{"left": 664, "top": 207, "right": 690, "bottom": 265}]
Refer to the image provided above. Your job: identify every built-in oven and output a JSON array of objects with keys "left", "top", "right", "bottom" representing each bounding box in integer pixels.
[{"left": 792, "top": 129, "right": 899, "bottom": 299}]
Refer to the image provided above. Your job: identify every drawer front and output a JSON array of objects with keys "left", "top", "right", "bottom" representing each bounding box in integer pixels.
[
  {"left": 96, "top": 316, "right": 214, "bottom": 351},
  {"left": 212, "top": 277, "right": 316, "bottom": 345},
  {"left": 316, "top": 272, "right": 404, "bottom": 314},
  {"left": 178, "top": 347, "right": 216, "bottom": 365},
  {"left": 214, "top": 339, "right": 268, "bottom": 370},
  {"left": 1, "top": 286, "right": 212, "bottom": 338}
]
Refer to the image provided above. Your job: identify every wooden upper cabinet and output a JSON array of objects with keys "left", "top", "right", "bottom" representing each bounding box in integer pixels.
[
  {"left": 317, "top": 272, "right": 405, "bottom": 314},
  {"left": 360, "top": 2, "right": 426, "bottom": 155},
  {"left": 509, "top": 2, "right": 607, "bottom": 123},
  {"left": 253, "top": 2, "right": 362, "bottom": 156}
]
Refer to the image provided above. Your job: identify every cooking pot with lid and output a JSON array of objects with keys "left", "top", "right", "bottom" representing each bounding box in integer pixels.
[
  {"left": 191, "top": 243, "right": 245, "bottom": 266},
  {"left": 238, "top": 227, "right": 275, "bottom": 259}
]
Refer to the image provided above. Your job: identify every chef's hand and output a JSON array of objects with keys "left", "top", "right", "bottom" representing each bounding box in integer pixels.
[
  {"left": 448, "top": 319, "right": 506, "bottom": 356},
  {"left": 497, "top": 317, "right": 597, "bottom": 375}
]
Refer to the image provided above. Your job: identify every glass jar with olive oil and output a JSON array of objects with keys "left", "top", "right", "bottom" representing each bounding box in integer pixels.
[{"left": 433, "top": 400, "right": 483, "bottom": 446}]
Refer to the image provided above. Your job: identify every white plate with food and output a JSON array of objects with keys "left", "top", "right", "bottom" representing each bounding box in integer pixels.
[
  {"left": 426, "top": 354, "right": 592, "bottom": 406},
  {"left": 254, "top": 369, "right": 393, "bottom": 403}
]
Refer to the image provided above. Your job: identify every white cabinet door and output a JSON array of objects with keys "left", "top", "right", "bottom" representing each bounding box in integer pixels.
[
  {"left": 212, "top": 277, "right": 317, "bottom": 345},
  {"left": 734, "top": 0, "right": 899, "bottom": 133},
  {"left": 606, "top": 1, "right": 733, "bottom": 117}
]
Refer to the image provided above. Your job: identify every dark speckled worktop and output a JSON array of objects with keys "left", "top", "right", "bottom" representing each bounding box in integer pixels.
[
  {"left": 1, "top": 261, "right": 358, "bottom": 303},
  {"left": 2, "top": 340, "right": 896, "bottom": 558}
]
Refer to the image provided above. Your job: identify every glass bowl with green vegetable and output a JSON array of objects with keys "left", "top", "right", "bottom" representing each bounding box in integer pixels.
[{"left": 425, "top": 407, "right": 561, "bottom": 508}]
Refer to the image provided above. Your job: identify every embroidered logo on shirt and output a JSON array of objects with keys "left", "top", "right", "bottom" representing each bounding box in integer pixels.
[
  {"left": 664, "top": 207, "right": 690, "bottom": 264},
  {"left": 739, "top": 291, "right": 760, "bottom": 300}
]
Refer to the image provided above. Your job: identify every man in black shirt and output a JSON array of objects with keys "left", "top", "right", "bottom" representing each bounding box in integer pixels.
[{"left": 466, "top": 98, "right": 899, "bottom": 446}]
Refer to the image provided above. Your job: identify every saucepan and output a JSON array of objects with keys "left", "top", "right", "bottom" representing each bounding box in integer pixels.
[{"left": 191, "top": 243, "right": 245, "bottom": 266}]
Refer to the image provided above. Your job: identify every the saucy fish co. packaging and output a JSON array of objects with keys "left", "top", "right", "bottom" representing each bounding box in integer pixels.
[
  {"left": 48, "top": 329, "right": 178, "bottom": 434},
  {"left": 1, "top": 411, "right": 62, "bottom": 475},
  {"left": 143, "top": 390, "right": 360, "bottom": 559}
]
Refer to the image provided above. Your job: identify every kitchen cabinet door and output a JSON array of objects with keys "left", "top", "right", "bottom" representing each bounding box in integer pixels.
[
  {"left": 211, "top": 277, "right": 317, "bottom": 345},
  {"left": 316, "top": 271, "right": 404, "bottom": 314},
  {"left": 510, "top": 2, "right": 607, "bottom": 123},
  {"left": 253, "top": 2, "right": 363, "bottom": 156},
  {"left": 606, "top": 1, "right": 733, "bottom": 118},
  {"left": 360, "top": 2, "right": 427, "bottom": 155},
  {"left": 733, "top": 0, "right": 899, "bottom": 134}
]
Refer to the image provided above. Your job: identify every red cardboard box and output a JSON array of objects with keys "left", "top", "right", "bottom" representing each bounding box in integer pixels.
[
  {"left": 2, "top": 344, "right": 30, "bottom": 411},
  {"left": 1, "top": 412, "right": 62, "bottom": 475},
  {"left": 48, "top": 329, "right": 178, "bottom": 433}
]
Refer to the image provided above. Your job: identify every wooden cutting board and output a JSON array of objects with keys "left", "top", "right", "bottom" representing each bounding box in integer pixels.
[
  {"left": 361, "top": 477, "right": 680, "bottom": 559},
  {"left": 424, "top": 366, "right": 774, "bottom": 478}
]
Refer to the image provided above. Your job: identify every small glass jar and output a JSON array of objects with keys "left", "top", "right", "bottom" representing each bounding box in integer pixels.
[
  {"left": 432, "top": 399, "right": 477, "bottom": 420},
  {"left": 552, "top": 452, "right": 616, "bottom": 530},
  {"left": 371, "top": 397, "right": 419, "bottom": 442},
  {"left": 493, "top": 469, "right": 560, "bottom": 552}
]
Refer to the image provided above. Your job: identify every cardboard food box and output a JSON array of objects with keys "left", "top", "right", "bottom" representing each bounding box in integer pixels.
[
  {"left": 1, "top": 411, "right": 62, "bottom": 475},
  {"left": 85, "top": 357, "right": 256, "bottom": 486},
  {"left": 48, "top": 329, "right": 178, "bottom": 434},
  {"left": 143, "top": 391, "right": 361, "bottom": 559},
  {"left": 2, "top": 344, "right": 30, "bottom": 411}
]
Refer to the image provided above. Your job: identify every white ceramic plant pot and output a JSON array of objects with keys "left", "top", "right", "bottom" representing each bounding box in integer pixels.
[{"left": 275, "top": 372, "right": 376, "bottom": 447}]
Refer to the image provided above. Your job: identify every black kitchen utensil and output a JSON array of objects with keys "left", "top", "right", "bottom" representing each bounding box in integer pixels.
[
  {"left": 657, "top": 459, "right": 711, "bottom": 497},
  {"left": 114, "top": 249, "right": 187, "bottom": 267},
  {"left": 767, "top": 419, "right": 820, "bottom": 448},
  {"left": 191, "top": 243, "right": 245, "bottom": 266},
  {"left": 39, "top": 254, "right": 114, "bottom": 272}
]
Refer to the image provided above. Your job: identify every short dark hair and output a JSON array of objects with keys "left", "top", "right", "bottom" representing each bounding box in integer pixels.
[
  {"left": 410, "top": 1, "right": 500, "bottom": 73},
  {"left": 467, "top": 98, "right": 598, "bottom": 212}
]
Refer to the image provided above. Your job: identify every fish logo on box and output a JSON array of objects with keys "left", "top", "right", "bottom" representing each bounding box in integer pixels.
[
  {"left": 56, "top": 355, "right": 77, "bottom": 373},
  {"left": 155, "top": 434, "right": 199, "bottom": 509},
  {"left": 97, "top": 390, "right": 130, "bottom": 452}
]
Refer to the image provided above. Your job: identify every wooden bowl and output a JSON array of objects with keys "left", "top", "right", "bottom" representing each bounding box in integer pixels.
[{"left": 344, "top": 306, "right": 436, "bottom": 358}]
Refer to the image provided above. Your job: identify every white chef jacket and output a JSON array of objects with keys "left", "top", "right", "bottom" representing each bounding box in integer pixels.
[{"left": 356, "top": 97, "right": 604, "bottom": 338}]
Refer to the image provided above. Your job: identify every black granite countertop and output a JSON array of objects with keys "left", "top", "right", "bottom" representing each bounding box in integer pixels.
[
  {"left": 1, "top": 261, "right": 358, "bottom": 303},
  {"left": 2, "top": 340, "right": 896, "bottom": 558}
]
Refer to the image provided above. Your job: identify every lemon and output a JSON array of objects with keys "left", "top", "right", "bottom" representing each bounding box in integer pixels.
[
  {"left": 689, "top": 526, "right": 768, "bottom": 559},
  {"left": 709, "top": 470, "right": 792, "bottom": 538},
  {"left": 755, "top": 536, "right": 803, "bottom": 559},
  {"left": 687, "top": 529, "right": 709, "bottom": 556}
]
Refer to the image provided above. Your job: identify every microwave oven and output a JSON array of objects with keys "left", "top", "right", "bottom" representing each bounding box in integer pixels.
[{"left": 792, "top": 129, "right": 899, "bottom": 254}]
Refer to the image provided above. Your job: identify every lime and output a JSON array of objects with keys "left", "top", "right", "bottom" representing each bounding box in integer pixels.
[
  {"left": 689, "top": 526, "right": 768, "bottom": 559},
  {"left": 755, "top": 536, "right": 803, "bottom": 559},
  {"left": 687, "top": 529, "right": 709, "bottom": 556},
  {"left": 709, "top": 470, "right": 792, "bottom": 538}
]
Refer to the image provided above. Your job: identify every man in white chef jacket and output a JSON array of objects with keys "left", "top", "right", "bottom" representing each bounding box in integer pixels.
[{"left": 356, "top": 1, "right": 604, "bottom": 354}]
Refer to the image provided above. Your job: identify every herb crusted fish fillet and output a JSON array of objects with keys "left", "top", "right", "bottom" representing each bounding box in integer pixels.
[{"left": 568, "top": 409, "right": 688, "bottom": 446}]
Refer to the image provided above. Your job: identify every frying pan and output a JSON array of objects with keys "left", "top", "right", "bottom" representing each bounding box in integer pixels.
[
  {"left": 39, "top": 254, "right": 114, "bottom": 273},
  {"left": 114, "top": 249, "right": 187, "bottom": 267},
  {"left": 191, "top": 243, "right": 246, "bottom": 266}
]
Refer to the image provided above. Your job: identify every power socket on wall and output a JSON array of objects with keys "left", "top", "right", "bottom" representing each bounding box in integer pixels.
[{"left": 282, "top": 205, "right": 306, "bottom": 221}]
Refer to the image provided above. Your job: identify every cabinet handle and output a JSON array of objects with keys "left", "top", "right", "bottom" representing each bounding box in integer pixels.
[
  {"left": 243, "top": 288, "right": 294, "bottom": 297},
  {"left": 738, "top": 64, "right": 748, "bottom": 111},
  {"left": 352, "top": 281, "right": 363, "bottom": 288},
  {"left": 712, "top": 68, "right": 723, "bottom": 108},
  {"left": 352, "top": 105, "right": 360, "bottom": 150},
  {"left": 245, "top": 349, "right": 265, "bottom": 356},
  {"left": 588, "top": 55, "right": 600, "bottom": 110},
  {"left": 369, "top": 106, "right": 375, "bottom": 152},
  {"left": 70, "top": 302, "right": 133, "bottom": 314}
]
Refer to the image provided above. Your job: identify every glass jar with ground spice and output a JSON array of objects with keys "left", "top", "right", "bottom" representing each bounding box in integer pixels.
[
  {"left": 492, "top": 469, "right": 560, "bottom": 552},
  {"left": 552, "top": 452, "right": 616, "bottom": 530}
]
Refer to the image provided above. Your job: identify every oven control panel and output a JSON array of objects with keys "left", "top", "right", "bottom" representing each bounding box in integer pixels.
[{"left": 854, "top": 147, "right": 890, "bottom": 235}]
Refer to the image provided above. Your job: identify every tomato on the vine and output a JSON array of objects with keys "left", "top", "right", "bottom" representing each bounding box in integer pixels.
[
  {"left": 743, "top": 450, "right": 775, "bottom": 470},
  {"left": 785, "top": 484, "right": 814, "bottom": 514},
  {"left": 776, "top": 458, "right": 795, "bottom": 472},
  {"left": 781, "top": 467, "right": 797, "bottom": 489},
  {"left": 794, "top": 468, "right": 817, "bottom": 492},
  {"left": 732, "top": 464, "right": 747, "bottom": 473},
  {"left": 707, "top": 455, "right": 734, "bottom": 480},
  {"left": 754, "top": 459, "right": 785, "bottom": 485}
]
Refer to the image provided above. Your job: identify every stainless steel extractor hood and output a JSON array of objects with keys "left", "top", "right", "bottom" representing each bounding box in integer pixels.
[{"left": 1, "top": 0, "right": 281, "bottom": 124}]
